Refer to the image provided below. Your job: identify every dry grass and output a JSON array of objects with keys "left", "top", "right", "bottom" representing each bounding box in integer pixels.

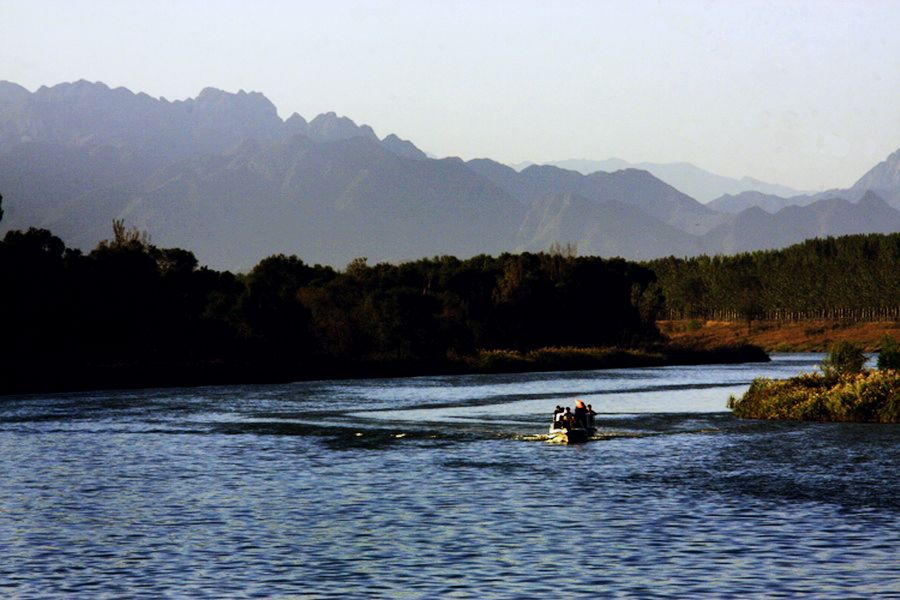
[{"left": 659, "top": 320, "right": 900, "bottom": 352}]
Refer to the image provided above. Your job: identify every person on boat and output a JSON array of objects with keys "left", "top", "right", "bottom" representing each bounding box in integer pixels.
[
  {"left": 574, "top": 399, "right": 587, "bottom": 428},
  {"left": 552, "top": 405, "right": 564, "bottom": 424},
  {"left": 562, "top": 406, "right": 575, "bottom": 428},
  {"left": 586, "top": 404, "right": 597, "bottom": 428}
]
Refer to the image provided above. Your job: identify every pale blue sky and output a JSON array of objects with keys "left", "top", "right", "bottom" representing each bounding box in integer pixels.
[{"left": 2, "top": 0, "right": 899, "bottom": 190}]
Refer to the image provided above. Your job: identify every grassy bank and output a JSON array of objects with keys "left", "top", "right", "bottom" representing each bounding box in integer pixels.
[
  {"left": 729, "top": 369, "right": 900, "bottom": 423},
  {"left": 660, "top": 319, "right": 900, "bottom": 352}
]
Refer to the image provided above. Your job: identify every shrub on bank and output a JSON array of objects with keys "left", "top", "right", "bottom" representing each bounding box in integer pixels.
[
  {"left": 729, "top": 369, "right": 900, "bottom": 423},
  {"left": 821, "top": 340, "right": 866, "bottom": 378},
  {"left": 878, "top": 335, "right": 900, "bottom": 370}
]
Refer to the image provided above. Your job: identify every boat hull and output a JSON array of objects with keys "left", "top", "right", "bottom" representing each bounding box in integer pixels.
[{"left": 547, "top": 427, "right": 595, "bottom": 444}]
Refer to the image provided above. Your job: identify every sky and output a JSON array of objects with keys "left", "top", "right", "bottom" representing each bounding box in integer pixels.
[{"left": 2, "top": 0, "right": 900, "bottom": 191}]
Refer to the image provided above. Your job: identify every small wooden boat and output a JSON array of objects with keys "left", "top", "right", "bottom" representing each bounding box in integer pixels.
[{"left": 547, "top": 423, "right": 596, "bottom": 444}]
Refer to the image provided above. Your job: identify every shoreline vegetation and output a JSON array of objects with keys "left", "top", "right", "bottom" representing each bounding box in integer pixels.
[
  {"left": 729, "top": 370, "right": 900, "bottom": 424},
  {"left": 5, "top": 221, "right": 897, "bottom": 397},
  {"left": 648, "top": 234, "right": 900, "bottom": 325},
  {"left": 3, "top": 343, "right": 769, "bottom": 396},
  {"left": 729, "top": 340, "right": 900, "bottom": 423},
  {"left": 1, "top": 223, "right": 773, "bottom": 396},
  {"left": 463, "top": 343, "right": 768, "bottom": 373}
]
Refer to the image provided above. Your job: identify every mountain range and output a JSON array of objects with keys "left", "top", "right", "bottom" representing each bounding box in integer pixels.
[
  {"left": 1, "top": 80, "right": 899, "bottom": 269},
  {"left": 708, "top": 149, "right": 900, "bottom": 214},
  {"left": 512, "top": 158, "right": 806, "bottom": 203}
]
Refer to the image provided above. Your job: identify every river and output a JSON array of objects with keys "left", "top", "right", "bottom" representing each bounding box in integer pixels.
[{"left": 1, "top": 354, "right": 897, "bottom": 598}]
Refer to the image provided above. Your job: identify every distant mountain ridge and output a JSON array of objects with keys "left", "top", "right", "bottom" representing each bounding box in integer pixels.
[
  {"left": 512, "top": 158, "right": 805, "bottom": 202},
  {"left": 467, "top": 160, "right": 718, "bottom": 234},
  {"left": 515, "top": 192, "right": 702, "bottom": 260},
  {"left": 848, "top": 148, "right": 900, "bottom": 207},
  {"left": 707, "top": 149, "right": 900, "bottom": 215},
  {"left": 1, "top": 80, "right": 899, "bottom": 269},
  {"left": 0, "top": 80, "right": 425, "bottom": 161},
  {"left": 706, "top": 191, "right": 818, "bottom": 214},
  {"left": 702, "top": 191, "right": 900, "bottom": 254}
]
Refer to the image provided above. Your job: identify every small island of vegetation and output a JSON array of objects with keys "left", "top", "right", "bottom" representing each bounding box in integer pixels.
[{"left": 729, "top": 340, "right": 900, "bottom": 423}]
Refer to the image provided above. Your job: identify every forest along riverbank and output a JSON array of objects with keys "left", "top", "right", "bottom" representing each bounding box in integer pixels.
[
  {"left": 0, "top": 226, "right": 767, "bottom": 396},
  {"left": 0, "top": 342, "right": 767, "bottom": 396}
]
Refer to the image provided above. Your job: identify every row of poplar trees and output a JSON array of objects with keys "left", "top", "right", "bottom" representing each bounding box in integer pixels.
[{"left": 648, "top": 233, "right": 900, "bottom": 322}]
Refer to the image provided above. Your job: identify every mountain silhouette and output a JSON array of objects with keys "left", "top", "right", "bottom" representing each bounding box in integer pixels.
[
  {"left": 707, "top": 147, "right": 900, "bottom": 214},
  {"left": 1, "top": 80, "right": 899, "bottom": 268},
  {"left": 518, "top": 158, "right": 805, "bottom": 202},
  {"left": 702, "top": 191, "right": 900, "bottom": 254},
  {"left": 515, "top": 192, "right": 702, "bottom": 259},
  {"left": 849, "top": 148, "right": 900, "bottom": 208}
]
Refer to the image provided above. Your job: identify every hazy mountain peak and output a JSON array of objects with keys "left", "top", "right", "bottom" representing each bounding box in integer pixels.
[
  {"left": 850, "top": 146, "right": 900, "bottom": 208},
  {"left": 284, "top": 112, "right": 309, "bottom": 136},
  {"left": 38, "top": 80, "right": 113, "bottom": 99},
  {"left": 196, "top": 86, "right": 228, "bottom": 100},
  {"left": 193, "top": 87, "right": 278, "bottom": 116},
  {"left": 609, "top": 167, "right": 661, "bottom": 181},
  {"left": 740, "top": 205, "right": 770, "bottom": 219},
  {"left": 0, "top": 81, "right": 29, "bottom": 103},
  {"left": 69, "top": 79, "right": 110, "bottom": 90},
  {"left": 380, "top": 133, "right": 427, "bottom": 160},
  {"left": 197, "top": 86, "right": 267, "bottom": 101},
  {"left": 308, "top": 111, "right": 378, "bottom": 143}
]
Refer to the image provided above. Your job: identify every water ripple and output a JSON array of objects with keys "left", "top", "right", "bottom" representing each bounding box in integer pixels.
[{"left": 1, "top": 356, "right": 897, "bottom": 598}]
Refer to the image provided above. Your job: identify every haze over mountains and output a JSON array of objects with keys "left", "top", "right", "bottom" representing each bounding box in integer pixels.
[
  {"left": 512, "top": 158, "right": 806, "bottom": 203},
  {"left": 1, "top": 80, "right": 899, "bottom": 269},
  {"left": 707, "top": 150, "right": 900, "bottom": 216}
]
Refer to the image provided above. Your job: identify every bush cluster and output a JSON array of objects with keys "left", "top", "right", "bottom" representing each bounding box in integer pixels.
[
  {"left": 879, "top": 335, "right": 900, "bottom": 370},
  {"left": 729, "top": 370, "right": 899, "bottom": 423}
]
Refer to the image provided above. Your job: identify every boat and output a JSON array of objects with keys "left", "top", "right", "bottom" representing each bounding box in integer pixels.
[
  {"left": 547, "top": 422, "right": 596, "bottom": 444},
  {"left": 547, "top": 400, "right": 598, "bottom": 443}
]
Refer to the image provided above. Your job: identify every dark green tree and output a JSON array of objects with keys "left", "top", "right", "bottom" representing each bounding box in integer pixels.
[
  {"left": 878, "top": 335, "right": 900, "bottom": 370},
  {"left": 822, "top": 341, "right": 866, "bottom": 378}
]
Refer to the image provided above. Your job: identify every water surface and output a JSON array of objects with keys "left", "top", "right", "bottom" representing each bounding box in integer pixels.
[{"left": 1, "top": 354, "right": 897, "bottom": 598}]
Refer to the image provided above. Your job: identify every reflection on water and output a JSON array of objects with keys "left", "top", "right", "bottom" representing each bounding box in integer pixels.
[{"left": 0, "top": 354, "right": 897, "bottom": 598}]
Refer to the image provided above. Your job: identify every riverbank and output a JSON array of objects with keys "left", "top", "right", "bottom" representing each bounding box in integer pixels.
[
  {"left": 0, "top": 342, "right": 768, "bottom": 396},
  {"left": 463, "top": 343, "right": 768, "bottom": 373},
  {"left": 729, "top": 369, "right": 900, "bottom": 423},
  {"left": 659, "top": 319, "right": 900, "bottom": 352}
]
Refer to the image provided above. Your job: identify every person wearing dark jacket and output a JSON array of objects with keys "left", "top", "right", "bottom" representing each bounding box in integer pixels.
[{"left": 574, "top": 399, "right": 588, "bottom": 428}]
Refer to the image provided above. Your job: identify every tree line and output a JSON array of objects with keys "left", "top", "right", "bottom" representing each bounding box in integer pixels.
[
  {"left": 0, "top": 223, "right": 663, "bottom": 392},
  {"left": 647, "top": 234, "right": 900, "bottom": 322}
]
